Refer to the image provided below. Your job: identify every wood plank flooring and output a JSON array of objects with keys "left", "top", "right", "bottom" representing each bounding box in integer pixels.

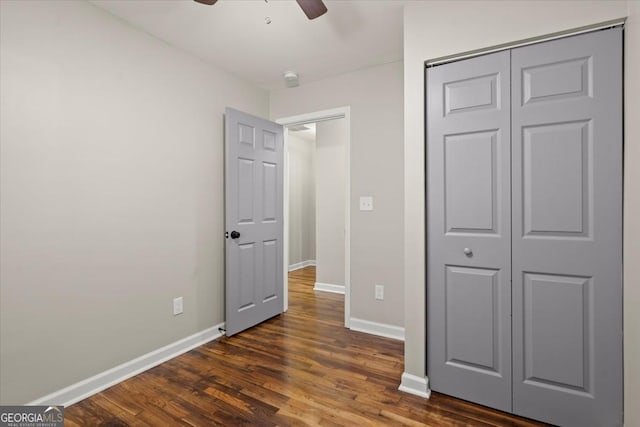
[{"left": 65, "top": 267, "right": 547, "bottom": 426}]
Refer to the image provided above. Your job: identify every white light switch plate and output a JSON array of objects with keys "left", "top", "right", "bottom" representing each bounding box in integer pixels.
[
  {"left": 173, "top": 297, "right": 183, "bottom": 315},
  {"left": 359, "top": 196, "right": 374, "bottom": 211},
  {"left": 375, "top": 285, "right": 384, "bottom": 300}
]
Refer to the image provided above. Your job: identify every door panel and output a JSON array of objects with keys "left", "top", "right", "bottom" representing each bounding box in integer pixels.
[
  {"left": 445, "top": 131, "right": 497, "bottom": 233},
  {"left": 523, "top": 273, "right": 591, "bottom": 392},
  {"left": 427, "top": 50, "right": 512, "bottom": 412},
  {"left": 225, "top": 108, "right": 284, "bottom": 336},
  {"left": 522, "top": 121, "right": 590, "bottom": 236},
  {"left": 262, "top": 240, "right": 278, "bottom": 301},
  {"left": 522, "top": 56, "right": 591, "bottom": 105},
  {"left": 238, "top": 243, "right": 256, "bottom": 310},
  {"left": 511, "top": 28, "right": 622, "bottom": 426},
  {"left": 262, "top": 162, "right": 278, "bottom": 221},
  {"left": 445, "top": 266, "right": 500, "bottom": 373},
  {"left": 444, "top": 73, "right": 500, "bottom": 115},
  {"left": 238, "top": 159, "right": 255, "bottom": 223}
]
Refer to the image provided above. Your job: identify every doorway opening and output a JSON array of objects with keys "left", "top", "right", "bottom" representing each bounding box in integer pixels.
[{"left": 277, "top": 107, "right": 351, "bottom": 328}]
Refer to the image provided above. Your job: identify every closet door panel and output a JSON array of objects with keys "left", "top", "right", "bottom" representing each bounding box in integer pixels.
[
  {"left": 511, "top": 28, "right": 623, "bottom": 427},
  {"left": 427, "top": 51, "right": 512, "bottom": 412}
]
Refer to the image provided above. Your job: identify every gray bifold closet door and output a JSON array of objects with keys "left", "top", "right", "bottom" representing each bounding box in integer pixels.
[
  {"left": 427, "top": 27, "right": 623, "bottom": 427},
  {"left": 426, "top": 50, "right": 513, "bottom": 412}
]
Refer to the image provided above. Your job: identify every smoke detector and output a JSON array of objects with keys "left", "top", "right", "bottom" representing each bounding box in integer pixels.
[{"left": 283, "top": 71, "right": 299, "bottom": 88}]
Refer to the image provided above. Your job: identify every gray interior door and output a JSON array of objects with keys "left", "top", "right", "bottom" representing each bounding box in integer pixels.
[
  {"left": 427, "top": 51, "right": 513, "bottom": 412},
  {"left": 225, "top": 107, "right": 284, "bottom": 336},
  {"left": 511, "top": 28, "right": 623, "bottom": 427},
  {"left": 426, "top": 27, "right": 623, "bottom": 427}
]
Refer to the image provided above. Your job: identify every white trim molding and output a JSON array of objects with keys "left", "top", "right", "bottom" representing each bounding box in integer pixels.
[
  {"left": 28, "top": 323, "right": 225, "bottom": 407},
  {"left": 313, "top": 282, "right": 345, "bottom": 294},
  {"left": 426, "top": 19, "right": 625, "bottom": 67},
  {"left": 349, "top": 317, "right": 405, "bottom": 341},
  {"left": 288, "top": 259, "right": 316, "bottom": 272},
  {"left": 398, "top": 372, "right": 431, "bottom": 399}
]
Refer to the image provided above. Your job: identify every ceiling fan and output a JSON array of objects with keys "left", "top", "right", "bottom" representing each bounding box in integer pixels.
[{"left": 193, "top": 0, "right": 328, "bottom": 20}]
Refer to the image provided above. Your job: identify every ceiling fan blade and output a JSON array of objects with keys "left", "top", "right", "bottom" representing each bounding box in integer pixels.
[
  {"left": 194, "top": 0, "right": 218, "bottom": 5},
  {"left": 295, "top": 0, "right": 327, "bottom": 20}
]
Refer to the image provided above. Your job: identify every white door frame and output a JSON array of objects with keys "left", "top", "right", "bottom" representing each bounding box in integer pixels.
[{"left": 276, "top": 106, "right": 351, "bottom": 328}]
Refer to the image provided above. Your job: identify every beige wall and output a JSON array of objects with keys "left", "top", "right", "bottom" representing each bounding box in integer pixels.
[
  {"left": 624, "top": 2, "right": 640, "bottom": 426},
  {"left": 315, "top": 119, "right": 347, "bottom": 286},
  {"left": 0, "top": 0, "right": 268, "bottom": 404},
  {"left": 271, "top": 61, "right": 404, "bottom": 327},
  {"left": 403, "top": 0, "right": 638, "bottom": 423},
  {"left": 287, "top": 132, "right": 316, "bottom": 267}
]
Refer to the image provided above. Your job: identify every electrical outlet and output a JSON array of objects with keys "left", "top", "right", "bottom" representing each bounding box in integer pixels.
[
  {"left": 359, "top": 196, "right": 374, "bottom": 211},
  {"left": 173, "top": 297, "right": 183, "bottom": 315},
  {"left": 375, "top": 285, "right": 384, "bottom": 301}
]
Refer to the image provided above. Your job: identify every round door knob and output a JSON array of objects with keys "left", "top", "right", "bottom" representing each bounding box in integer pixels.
[
  {"left": 463, "top": 247, "right": 473, "bottom": 257},
  {"left": 230, "top": 230, "right": 241, "bottom": 239}
]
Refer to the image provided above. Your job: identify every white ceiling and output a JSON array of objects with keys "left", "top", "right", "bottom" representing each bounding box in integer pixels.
[{"left": 90, "top": 0, "right": 408, "bottom": 90}]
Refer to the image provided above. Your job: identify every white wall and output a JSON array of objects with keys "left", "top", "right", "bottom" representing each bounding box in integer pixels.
[
  {"left": 287, "top": 132, "right": 316, "bottom": 267},
  {"left": 271, "top": 61, "right": 404, "bottom": 328},
  {"left": 315, "top": 119, "right": 346, "bottom": 286},
  {"left": 0, "top": 0, "right": 268, "bottom": 404},
  {"left": 403, "top": 1, "right": 638, "bottom": 424}
]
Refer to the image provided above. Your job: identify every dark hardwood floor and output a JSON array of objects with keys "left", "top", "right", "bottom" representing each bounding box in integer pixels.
[{"left": 66, "top": 267, "right": 547, "bottom": 426}]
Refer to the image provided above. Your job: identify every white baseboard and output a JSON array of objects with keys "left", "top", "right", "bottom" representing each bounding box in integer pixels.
[
  {"left": 288, "top": 259, "right": 316, "bottom": 271},
  {"left": 349, "top": 317, "right": 405, "bottom": 341},
  {"left": 314, "top": 282, "right": 345, "bottom": 294},
  {"left": 398, "top": 372, "right": 431, "bottom": 398},
  {"left": 28, "top": 322, "right": 225, "bottom": 407}
]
